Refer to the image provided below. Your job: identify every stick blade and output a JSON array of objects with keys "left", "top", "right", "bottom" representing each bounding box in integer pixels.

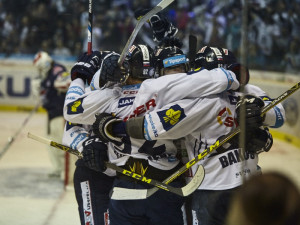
[
  {"left": 27, "top": 132, "right": 51, "bottom": 145},
  {"left": 181, "top": 165, "right": 205, "bottom": 196},
  {"left": 110, "top": 187, "right": 148, "bottom": 200}
]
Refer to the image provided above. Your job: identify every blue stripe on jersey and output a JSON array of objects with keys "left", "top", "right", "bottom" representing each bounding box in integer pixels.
[
  {"left": 220, "top": 67, "right": 234, "bottom": 90},
  {"left": 66, "top": 86, "right": 85, "bottom": 96},
  {"left": 271, "top": 106, "right": 284, "bottom": 128},
  {"left": 70, "top": 133, "right": 87, "bottom": 150},
  {"left": 90, "top": 75, "right": 97, "bottom": 90},
  {"left": 260, "top": 96, "right": 284, "bottom": 128},
  {"left": 144, "top": 118, "right": 152, "bottom": 141},
  {"left": 122, "top": 83, "right": 141, "bottom": 90}
]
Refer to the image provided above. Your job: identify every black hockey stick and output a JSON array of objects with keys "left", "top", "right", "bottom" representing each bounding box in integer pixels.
[
  {"left": 0, "top": 103, "right": 40, "bottom": 160},
  {"left": 27, "top": 132, "right": 205, "bottom": 197},
  {"left": 118, "top": 0, "right": 174, "bottom": 67},
  {"left": 111, "top": 81, "right": 300, "bottom": 199},
  {"left": 188, "top": 34, "right": 197, "bottom": 70}
]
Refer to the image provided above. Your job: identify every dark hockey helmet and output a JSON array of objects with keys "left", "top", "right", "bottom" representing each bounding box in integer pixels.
[
  {"left": 154, "top": 45, "right": 190, "bottom": 76},
  {"left": 124, "top": 44, "right": 155, "bottom": 80},
  {"left": 194, "top": 46, "right": 237, "bottom": 70}
]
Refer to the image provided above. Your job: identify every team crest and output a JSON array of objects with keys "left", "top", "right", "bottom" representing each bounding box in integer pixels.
[
  {"left": 157, "top": 104, "right": 186, "bottom": 131},
  {"left": 67, "top": 98, "right": 84, "bottom": 114}
]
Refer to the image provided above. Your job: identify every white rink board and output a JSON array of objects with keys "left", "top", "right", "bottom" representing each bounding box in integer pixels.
[{"left": 0, "top": 58, "right": 73, "bottom": 106}]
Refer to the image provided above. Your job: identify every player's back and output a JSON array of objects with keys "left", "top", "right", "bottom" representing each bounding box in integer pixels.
[{"left": 108, "top": 83, "right": 180, "bottom": 171}]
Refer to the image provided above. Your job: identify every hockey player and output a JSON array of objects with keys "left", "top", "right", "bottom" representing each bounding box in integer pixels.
[
  {"left": 63, "top": 50, "right": 117, "bottom": 225},
  {"left": 32, "top": 51, "right": 70, "bottom": 178},
  {"left": 93, "top": 46, "right": 285, "bottom": 225},
  {"left": 63, "top": 41, "right": 243, "bottom": 225}
]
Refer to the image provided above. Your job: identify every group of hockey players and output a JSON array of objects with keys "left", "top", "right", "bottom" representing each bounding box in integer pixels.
[{"left": 60, "top": 10, "right": 285, "bottom": 225}]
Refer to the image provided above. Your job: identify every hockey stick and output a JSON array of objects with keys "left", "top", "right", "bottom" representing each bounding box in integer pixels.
[
  {"left": 0, "top": 103, "right": 40, "bottom": 160},
  {"left": 87, "top": 0, "right": 93, "bottom": 55},
  {"left": 118, "top": 0, "right": 174, "bottom": 66},
  {"left": 27, "top": 132, "right": 205, "bottom": 197},
  {"left": 110, "top": 81, "right": 300, "bottom": 200},
  {"left": 188, "top": 34, "right": 197, "bottom": 70}
]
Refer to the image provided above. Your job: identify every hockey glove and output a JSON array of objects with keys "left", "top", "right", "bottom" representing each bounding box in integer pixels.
[
  {"left": 246, "top": 127, "right": 273, "bottom": 154},
  {"left": 236, "top": 95, "right": 265, "bottom": 129},
  {"left": 82, "top": 136, "right": 108, "bottom": 172},
  {"left": 92, "top": 113, "right": 125, "bottom": 144},
  {"left": 71, "top": 51, "right": 102, "bottom": 84},
  {"left": 134, "top": 9, "right": 178, "bottom": 42},
  {"left": 216, "top": 126, "right": 273, "bottom": 155},
  {"left": 228, "top": 63, "right": 250, "bottom": 86},
  {"left": 99, "top": 52, "right": 126, "bottom": 87}
]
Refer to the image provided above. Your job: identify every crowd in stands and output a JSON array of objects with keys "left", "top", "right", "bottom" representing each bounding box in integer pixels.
[{"left": 0, "top": 0, "right": 300, "bottom": 74}]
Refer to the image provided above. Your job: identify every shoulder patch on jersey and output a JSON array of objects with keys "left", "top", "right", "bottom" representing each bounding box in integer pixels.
[
  {"left": 66, "top": 121, "right": 82, "bottom": 131},
  {"left": 157, "top": 104, "right": 186, "bottom": 131},
  {"left": 67, "top": 98, "right": 84, "bottom": 114},
  {"left": 118, "top": 97, "right": 135, "bottom": 108},
  {"left": 66, "top": 86, "right": 85, "bottom": 96}
]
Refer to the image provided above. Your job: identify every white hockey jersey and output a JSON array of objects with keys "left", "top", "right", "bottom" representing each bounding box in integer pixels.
[
  {"left": 142, "top": 84, "right": 285, "bottom": 189},
  {"left": 63, "top": 68, "right": 240, "bottom": 171}
]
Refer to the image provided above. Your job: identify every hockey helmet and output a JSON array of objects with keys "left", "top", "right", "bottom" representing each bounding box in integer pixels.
[
  {"left": 194, "top": 46, "right": 237, "bottom": 70},
  {"left": 154, "top": 45, "right": 189, "bottom": 76},
  {"left": 33, "top": 51, "right": 53, "bottom": 79},
  {"left": 124, "top": 44, "right": 155, "bottom": 80}
]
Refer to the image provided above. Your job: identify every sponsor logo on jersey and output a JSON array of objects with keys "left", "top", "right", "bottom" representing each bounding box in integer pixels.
[
  {"left": 124, "top": 98, "right": 156, "bottom": 121},
  {"left": 123, "top": 90, "right": 139, "bottom": 95},
  {"left": 146, "top": 113, "right": 158, "bottom": 138},
  {"left": 273, "top": 106, "right": 284, "bottom": 128},
  {"left": 217, "top": 107, "right": 238, "bottom": 127},
  {"left": 218, "top": 149, "right": 256, "bottom": 168},
  {"left": 70, "top": 133, "right": 88, "bottom": 149},
  {"left": 66, "top": 121, "right": 82, "bottom": 131},
  {"left": 163, "top": 55, "right": 187, "bottom": 68},
  {"left": 118, "top": 97, "right": 135, "bottom": 108},
  {"left": 157, "top": 104, "right": 186, "bottom": 131},
  {"left": 67, "top": 98, "right": 84, "bottom": 114}
]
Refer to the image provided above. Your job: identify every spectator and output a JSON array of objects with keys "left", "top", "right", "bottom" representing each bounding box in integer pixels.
[
  {"left": 280, "top": 39, "right": 300, "bottom": 74},
  {"left": 53, "top": 38, "right": 71, "bottom": 57},
  {"left": 0, "top": 0, "right": 299, "bottom": 75},
  {"left": 226, "top": 172, "right": 300, "bottom": 225}
]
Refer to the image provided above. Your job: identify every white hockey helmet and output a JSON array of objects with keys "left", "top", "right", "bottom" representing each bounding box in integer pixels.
[{"left": 33, "top": 51, "right": 53, "bottom": 78}]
